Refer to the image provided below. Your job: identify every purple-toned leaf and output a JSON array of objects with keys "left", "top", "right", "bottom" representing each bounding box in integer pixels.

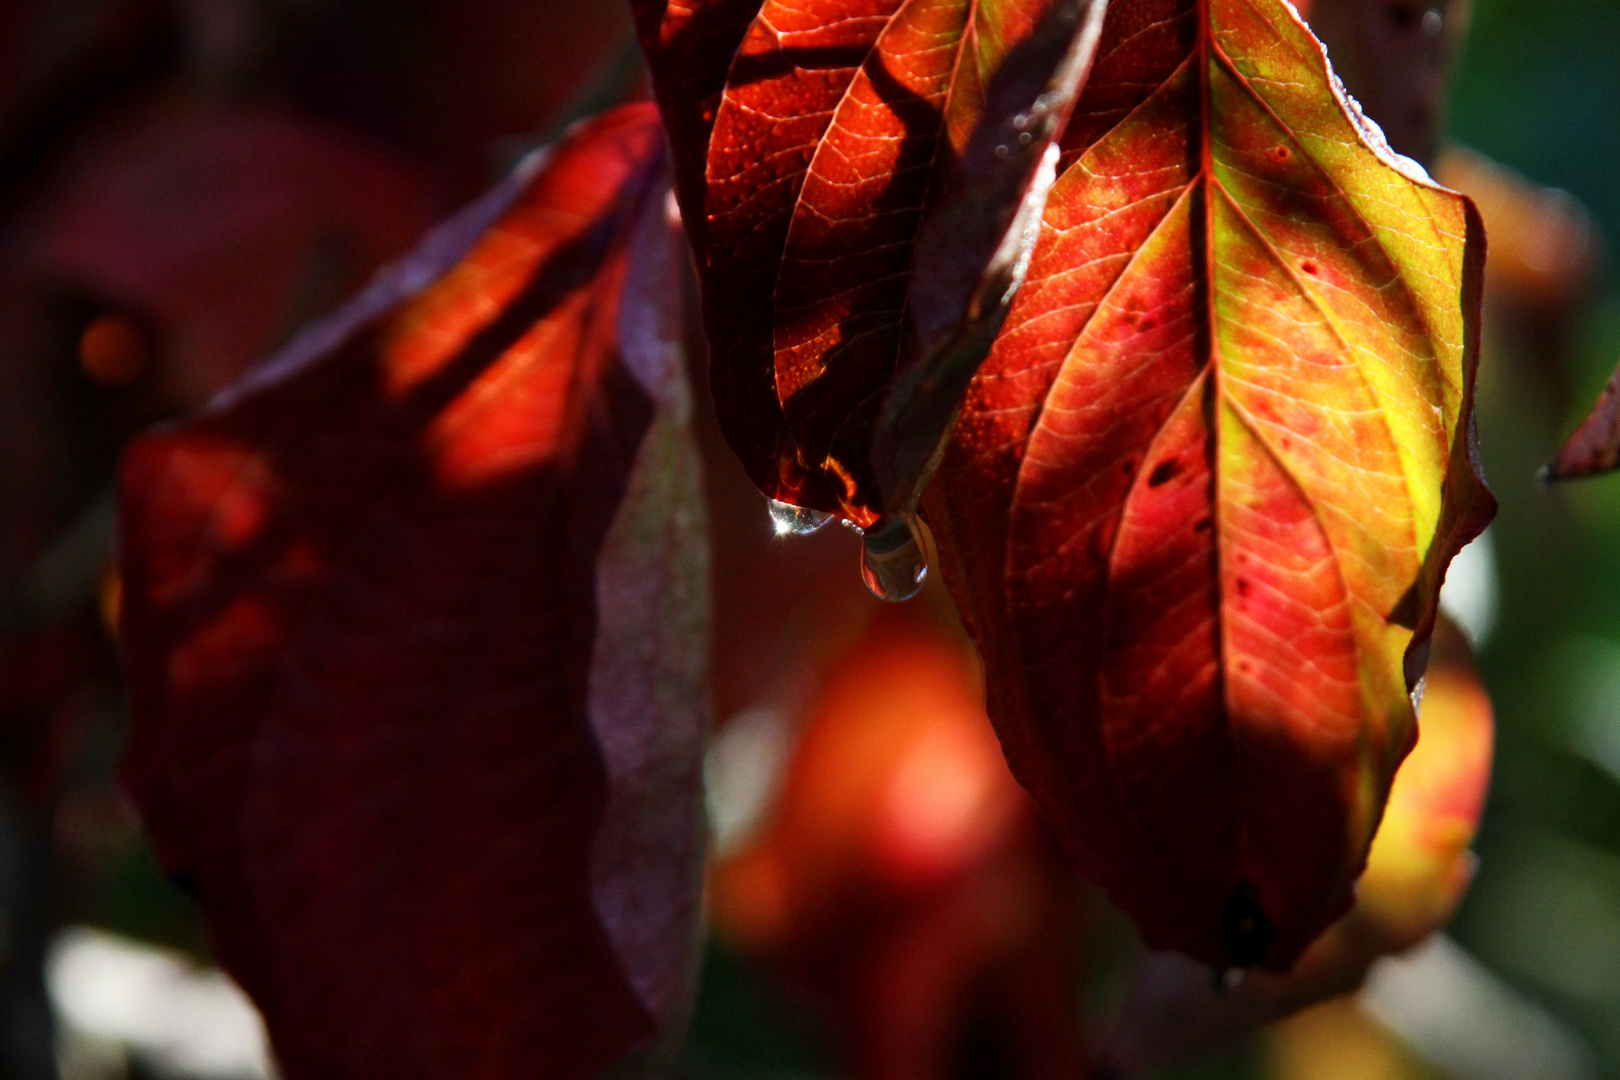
[{"left": 118, "top": 105, "right": 708, "bottom": 1080}]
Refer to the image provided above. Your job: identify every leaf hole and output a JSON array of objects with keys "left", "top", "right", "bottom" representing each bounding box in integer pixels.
[
  {"left": 1122, "top": 458, "right": 1137, "bottom": 476},
  {"left": 1300, "top": 260, "right": 1318, "bottom": 275},
  {"left": 1194, "top": 518, "right": 1213, "bottom": 533},
  {"left": 1236, "top": 576, "right": 1250, "bottom": 596},
  {"left": 1272, "top": 146, "right": 1290, "bottom": 161},
  {"left": 1148, "top": 459, "right": 1182, "bottom": 487}
]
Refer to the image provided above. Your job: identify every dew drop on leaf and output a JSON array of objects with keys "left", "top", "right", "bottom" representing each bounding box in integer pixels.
[
  {"left": 768, "top": 498, "right": 833, "bottom": 536},
  {"left": 859, "top": 515, "right": 927, "bottom": 602}
]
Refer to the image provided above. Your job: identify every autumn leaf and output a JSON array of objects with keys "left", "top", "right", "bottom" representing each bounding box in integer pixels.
[
  {"left": 637, "top": 0, "right": 1109, "bottom": 526},
  {"left": 1098, "top": 618, "right": 1493, "bottom": 1076},
  {"left": 117, "top": 106, "right": 709, "bottom": 1079},
  {"left": 872, "top": 0, "right": 1110, "bottom": 522},
  {"left": 631, "top": 0, "right": 764, "bottom": 255},
  {"left": 927, "top": 0, "right": 1493, "bottom": 969}
]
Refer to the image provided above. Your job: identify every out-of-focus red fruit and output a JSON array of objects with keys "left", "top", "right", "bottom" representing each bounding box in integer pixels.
[
  {"left": 76, "top": 313, "right": 149, "bottom": 386},
  {"left": 713, "top": 610, "right": 1089, "bottom": 1080},
  {"left": 1100, "top": 620, "right": 1494, "bottom": 1077},
  {"left": 717, "top": 613, "right": 1018, "bottom": 939}
]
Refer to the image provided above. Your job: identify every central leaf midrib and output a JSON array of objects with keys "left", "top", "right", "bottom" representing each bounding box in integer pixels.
[{"left": 1005, "top": 0, "right": 1373, "bottom": 726}]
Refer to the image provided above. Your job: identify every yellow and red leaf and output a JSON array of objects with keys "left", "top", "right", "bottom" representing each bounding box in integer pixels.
[{"left": 927, "top": 0, "right": 1492, "bottom": 968}]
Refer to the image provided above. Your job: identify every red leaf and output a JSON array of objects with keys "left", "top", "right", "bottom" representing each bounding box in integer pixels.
[
  {"left": 926, "top": 0, "right": 1492, "bottom": 969},
  {"left": 639, "top": 0, "right": 1108, "bottom": 525},
  {"left": 117, "top": 105, "right": 709, "bottom": 1078},
  {"left": 632, "top": 0, "right": 765, "bottom": 255},
  {"left": 1547, "top": 368, "right": 1620, "bottom": 481},
  {"left": 872, "top": 0, "right": 1110, "bottom": 520}
]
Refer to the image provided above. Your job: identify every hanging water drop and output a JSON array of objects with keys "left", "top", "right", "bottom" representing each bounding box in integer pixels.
[
  {"left": 859, "top": 515, "right": 927, "bottom": 602},
  {"left": 767, "top": 498, "right": 833, "bottom": 536}
]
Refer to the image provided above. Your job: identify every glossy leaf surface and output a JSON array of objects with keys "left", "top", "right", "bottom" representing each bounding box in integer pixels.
[
  {"left": 118, "top": 106, "right": 709, "bottom": 1079},
  {"left": 928, "top": 0, "right": 1493, "bottom": 968},
  {"left": 638, "top": 0, "right": 1107, "bottom": 525}
]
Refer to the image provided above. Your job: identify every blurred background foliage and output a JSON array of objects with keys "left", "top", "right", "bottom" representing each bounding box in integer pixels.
[
  {"left": 0, "top": 0, "right": 1616, "bottom": 1078},
  {"left": 1445, "top": 0, "right": 1620, "bottom": 1072}
]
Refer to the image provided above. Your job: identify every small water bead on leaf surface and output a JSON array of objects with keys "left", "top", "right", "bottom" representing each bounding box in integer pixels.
[
  {"left": 859, "top": 515, "right": 927, "bottom": 603},
  {"left": 767, "top": 498, "right": 833, "bottom": 536}
]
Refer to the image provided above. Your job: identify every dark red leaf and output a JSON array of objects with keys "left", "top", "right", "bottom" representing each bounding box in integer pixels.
[
  {"left": 118, "top": 105, "right": 709, "bottom": 1079},
  {"left": 1546, "top": 367, "right": 1620, "bottom": 481},
  {"left": 632, "top": 0, "right": 765, "bottom": 255},
  {"left": 639, "top": 0, "right": 1107, "bottom": 525}
]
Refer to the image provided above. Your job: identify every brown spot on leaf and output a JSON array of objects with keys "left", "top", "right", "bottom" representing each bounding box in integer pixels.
[{"left": 1148, "top": 458, "right": 1182, "bottom": 487}]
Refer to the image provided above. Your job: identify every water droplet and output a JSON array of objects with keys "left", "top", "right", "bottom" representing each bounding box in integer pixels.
[
  {"left": 859, "top": 516, "right": 927, "bottom": 602},
  {"left": 994, "top": 144, "right": 1010, "bottom": 159},
  {"left": 1421, "top": 8, "right": 1443, "bottom": 34},
  {"left": 1018, "top": 131, "right": 1034, "bottom": 146},
  {"left": 1217, "top": 967, "right": 1247, "bottom": 992},
  {"left": 768, "top": 499, "right": 833, "bottom": 536}
]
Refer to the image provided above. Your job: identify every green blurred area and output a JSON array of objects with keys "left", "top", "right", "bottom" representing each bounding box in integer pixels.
[{"left": 1448, "top": 0, "right": 1620, "bottom": 1076}]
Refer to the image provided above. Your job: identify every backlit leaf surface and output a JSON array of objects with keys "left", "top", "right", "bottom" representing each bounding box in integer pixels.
[
  {"left": 639, "top": 0, "right": 1106, "bottom": 524},
  {"left": 927, "top": 0, "right": 1492, "bottom": 968},
  {"left": 118, "top": 106, "right": 709, "bottom": 1078},
  {"left": 1100, "top": 618, "right": 1494, "bottom": 1074}
]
